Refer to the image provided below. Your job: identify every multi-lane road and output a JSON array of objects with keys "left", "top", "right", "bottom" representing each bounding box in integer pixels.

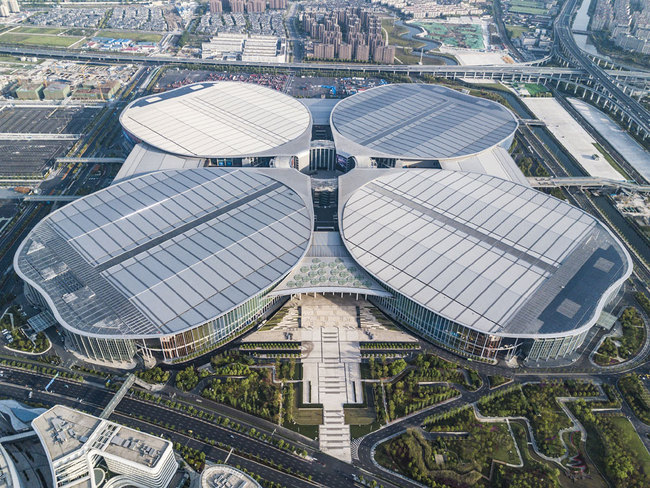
[
  {"left": 0, "top": 366, "right": 404, "bottom": 488},
  {"left": 555, "top": 0, "right": 650, "bottom": 137}
]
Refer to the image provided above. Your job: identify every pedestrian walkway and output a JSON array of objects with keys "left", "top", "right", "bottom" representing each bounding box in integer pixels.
[{"left": 244, "top": 294, "right": 417, "bottom": 463}]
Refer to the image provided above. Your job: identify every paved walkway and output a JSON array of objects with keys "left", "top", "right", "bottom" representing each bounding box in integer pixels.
[{"left": 246, "top": 294, "right": 416, "bottom": 463}]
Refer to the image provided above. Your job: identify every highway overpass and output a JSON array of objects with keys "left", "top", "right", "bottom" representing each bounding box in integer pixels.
[
  {"left": 529, "top": 176, "right": 650, "bottom": 193},
  {"left": 554, "top": 0, "right": 650, "bottom": 139},
  {"left": 0, "top": 45, "right": 648, "bottom": 89}
]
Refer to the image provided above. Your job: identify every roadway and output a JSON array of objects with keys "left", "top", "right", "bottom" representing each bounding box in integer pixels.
[
  {"left": 0, "top": 367, "right": 402, "bottom": 488},
  {"left": 528, "top": 176, "right": 650, "bottom": 192},
  {"left": 554, "top": 0, "right": 650, "bottom": 137},
  {"left": 4, "top": 355, "right": 650, "bottom": 487},
  {"left": 1, "top": 44, "right": 649, "bottom": 83},
  {"left": 492, "top": 0, "right": 526, "bottom": 62}
]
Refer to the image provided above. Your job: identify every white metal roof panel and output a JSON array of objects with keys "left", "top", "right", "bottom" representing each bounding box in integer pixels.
[
  {"left": 15, "top": 168, "right": 312, "bottom": 339},
  {"left": 331, "top": 84, "right": 518, "bottom": 160},
  {"left": 120, "top": 82, "right": 311, "bottom": 158},
  {"left": 340, "top": 169, "right": 632, "bottom": 337}
]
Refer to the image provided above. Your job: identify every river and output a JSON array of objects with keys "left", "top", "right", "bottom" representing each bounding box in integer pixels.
[
  {"left": 572, "top": 0, "right": 605, "bottom": 57},
  {"left": 394, "top": 21, "right": 458, "bottom": 66}
]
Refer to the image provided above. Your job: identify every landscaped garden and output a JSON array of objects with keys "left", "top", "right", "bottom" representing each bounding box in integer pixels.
[
  {"left": 571, "top": 399, "right": 650, "bottom": 487},
  {"left": 201, "top": 368, "right": 281, "bottom": 422},
  {"left": 477, "top": 380, "right": 599, "bottom": 458},
  {"left": 618, "top": 373, "right": 650, "bottom": 425},
  {"left": 5, "top": 330, "right": 49, "bottom": 354},
  {"left": 377, "top": 407, "right": 519, "bottom": 486},
  {"left": 593, "top": 307, "right": 646, "bottom": 365}
]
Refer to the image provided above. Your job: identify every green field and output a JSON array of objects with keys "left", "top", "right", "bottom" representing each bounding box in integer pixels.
[
  {"left": 0, "top": 32, "right": 83, "bottom": 48},
  {"left": 608, "top": 416, "right": 650, "bottom": 471},
  {"left": 509, "top": 0, "right": 549, "bottom": 15},
  {"left": 524, "top": 83, "right": 549, "bottom": 96},
  {"left": 97, "top": 30, "right": 162, "bottom": 43},
  {"left": 414, "top": 22, "right": 484, "bottom": 50},
  {"left": 506, "top": 24, "right": 531, "bottom": 39},
  {"left": 14, "top": 26, "right": 69, "bottom": 35}
]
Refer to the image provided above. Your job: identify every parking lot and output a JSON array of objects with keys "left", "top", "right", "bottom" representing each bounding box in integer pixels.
[
  {"left": 154, "top": 69, "right": 389, "bottom": 98},
  {"left": 0, "top": 107, "right": 98, "bottom": 134},
  {"left": 0, "top": 141, "right": 72, "bottom": 176}
]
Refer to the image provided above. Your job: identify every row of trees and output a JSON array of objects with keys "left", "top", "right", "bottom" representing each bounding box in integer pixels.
[
  {"left": 0, "top": 358, "right": 83, "bottom": 381},
  {"left": 572, "top": 401, "right": 650, "bottom": 487},
  {"left": 619, "top": 374, "right": 650, "bottom": 425},
  {"left": 201, "top": 369, "right": 281, "bottom": 422},
  {"left": 240, "top": 342, "right": 300, "bottom": 350},
  {"left": 136, "top": 366, "right": 169, "bottom": 384}
]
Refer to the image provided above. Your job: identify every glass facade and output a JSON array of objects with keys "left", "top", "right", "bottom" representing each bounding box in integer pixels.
[
  {"left": 525, "top": 331, "right": 588, "bottom": 361},
  {"left": 156, "top": 288, "right": 281, "bottom": 360},
  {"left": 371, "top": 284, "right": 592, "bottom": 362},
  {"left": 32, "top": 284, "right": 281, "bottom": 364},
  {"left": 370, "top": 286, "right": 502, "bottom": 361},
  {"left": 66, "top": 331, "right": 137, "bottom": 363}
]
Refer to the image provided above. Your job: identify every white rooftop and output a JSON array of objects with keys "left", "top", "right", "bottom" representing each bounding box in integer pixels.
[
  {"left": 201, "top": 465, "right": 261, "bottom": 488},
  {"left": 16, "top": 168, "right": 313, "bottom": 338},
  {"left": 340, "top": 169, "right": 631, "bottom": 338},
  {"left": 120, "top": 82, "right": 312, "bottom": 158},
  {"left": 331, "top": 84, "right": 518, "bottom": 160}
]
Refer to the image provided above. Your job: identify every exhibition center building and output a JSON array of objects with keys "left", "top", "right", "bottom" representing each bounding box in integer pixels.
[{"left": 15, "top": 82, "right": 632, "bottom": 366}]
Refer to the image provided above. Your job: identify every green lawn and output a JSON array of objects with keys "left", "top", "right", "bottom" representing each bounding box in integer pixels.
[
  {"left": 282, "top": 421, "right": 319, "bottom": 439},
  {"left": 510, "top": 5, "right": 548, "bottom": 14},
  {"left": 609, "top": 415, "right": 650, "bottom": 471},
  {"left": 524, "top": 83, "right": 549, "bottom": 96},
  {"left": 0, "top": 32, "right": 83, "bottom": 48},
  {"left": 345, "top": 406, "right": 376, "bottom": 425},
  {"left": 97, "top": 30, "right": 162, "bottom": 43},
  {"left": 506, "top": 24, "right": 531, "bottom": 39},
  {"left": 414, "top": 22, "right": 484, "bottom": 50},
  {"left": 490, "top": 423, "right": 521, "bottom": 465},
  {"left": 509, "top": 0, "right": 549, "bottom": 15},
  {"left": 293, "top": 407, "right": 323, "bottom": 425},
  {"left": 14, "top": 26, "right": 69, "bottom": 35}
]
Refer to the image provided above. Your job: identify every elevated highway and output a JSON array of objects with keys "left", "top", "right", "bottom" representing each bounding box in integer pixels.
[
  {"left": 554, "top": 0, "right": 650, "bottom": 139},
  {"left": 529, "top": 176, "right": 650, "bottom": 193},
  {"left": 56, "top": 157, "right": 124, "bottom": 164},
  {"left": 0, "top": 45, "right": 648, "bottom": 88}
]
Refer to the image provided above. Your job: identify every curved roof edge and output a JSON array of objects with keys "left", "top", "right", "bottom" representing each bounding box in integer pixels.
[
  {"left": 337, "top": 169, "right": 633, "bottom": 341},
  {"left": 330, "top": 84, "right": 518, "bottom": 162},
  {"left": 120, "top": 81, "right": 313, "bottom": 159},
  {"left": 14, "top": 168, "right": 315, "bottom": 341},
  {"left": 268, "top": 286, "right": 391, "bottom": 298}
]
